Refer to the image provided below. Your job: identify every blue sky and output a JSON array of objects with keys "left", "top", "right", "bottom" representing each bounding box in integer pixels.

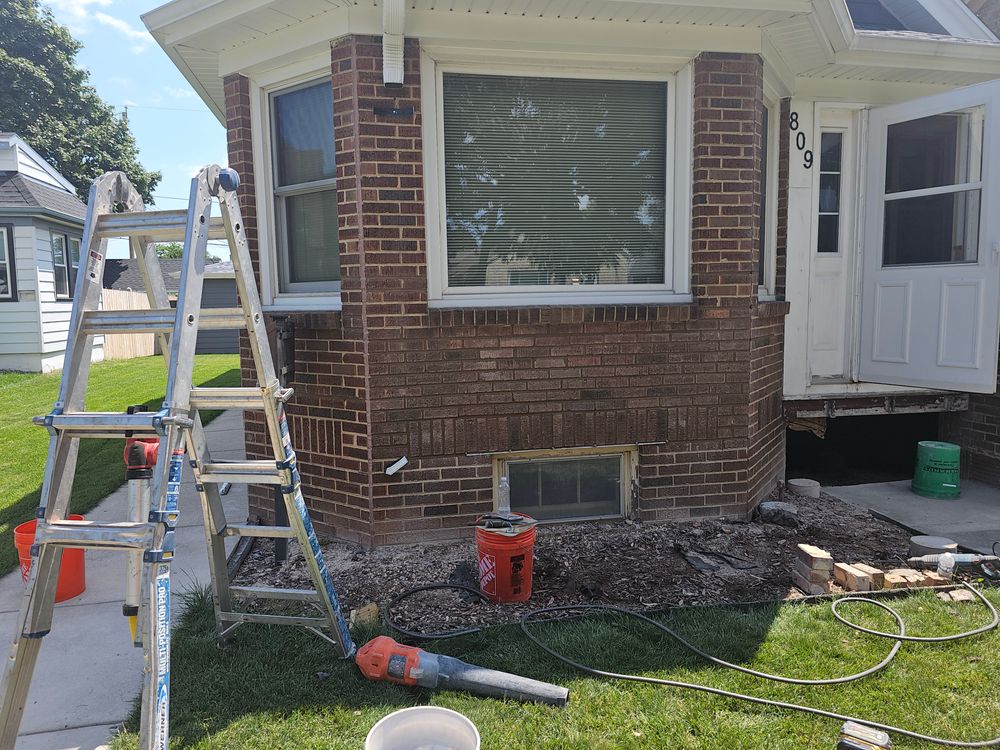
[{"left": 43, "top": 0, "right": 229, "bottom": 258}]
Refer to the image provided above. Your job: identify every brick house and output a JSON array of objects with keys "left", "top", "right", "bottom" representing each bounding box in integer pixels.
[{"left": 144, "top": 0, "right": 1000, "bottom": 546}]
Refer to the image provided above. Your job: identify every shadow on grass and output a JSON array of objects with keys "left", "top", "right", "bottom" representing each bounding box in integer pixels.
[
  {"left": 0, "top": 368, "right": 238, "bottom": 577},
  {"left": 115, "top": 590, "right": 793, "bottom": 749}
]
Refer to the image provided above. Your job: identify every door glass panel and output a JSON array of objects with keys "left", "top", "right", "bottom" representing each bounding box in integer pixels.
[
  {"left": 885, "top": 108, "right": 983, "bottom": 194},
  {"left": 883, "top": 189, "right": 980, "bottom": 266},
  {"left": 818, "top": 132, "right": 842, "bottom": 253}
]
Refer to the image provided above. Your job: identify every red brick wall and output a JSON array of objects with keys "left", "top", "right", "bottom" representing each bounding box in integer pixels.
[{"left": 227, "top": 41, "right": 788, "bottom": 546}]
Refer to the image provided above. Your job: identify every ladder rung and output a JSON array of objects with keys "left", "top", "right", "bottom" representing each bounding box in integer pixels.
[
  {"left": 189, "top": 386, "right": 293, "bottom": 410},
  {"left": 94, "top": 210, "right": 229, "bottom": 242},
  {"left": 218, "top": 612, "right": 329, "bottom": 628},
  {"left": 34, "top": 411, "right": 162, "bottom": 435},
  {"left": 223, "top": 524, "right": 295, "bottom": 538},
  {"left": 81, "top": 308, "right": 247, "bottom": 336},
  {"left": 228, "top": 586, "right": 318, "bottom": 602},
  {"left": 198, "top": 461, "right": 284, "bottom": 485},
  {"left": 36, "top": 520, "right": 154, "bottom": 550}
]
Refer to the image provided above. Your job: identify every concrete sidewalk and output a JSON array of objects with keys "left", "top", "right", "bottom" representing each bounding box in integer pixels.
[
  {"left": 0, "top": 410, "right": 247, "bottom": 750},
  {"left": 826, "top": 479, "right": 1000, "bottom": 554}
]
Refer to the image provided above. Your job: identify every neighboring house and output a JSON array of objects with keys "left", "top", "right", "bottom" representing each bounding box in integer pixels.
[
  {"left": 0, "top": 134, "right": 91, "bottom": 373},
  {"left": 145, "top": 0, "right": 1000, "bottom": 546},
  {"left": 102, "top": 258, "right": 240, "bottom": 354}
]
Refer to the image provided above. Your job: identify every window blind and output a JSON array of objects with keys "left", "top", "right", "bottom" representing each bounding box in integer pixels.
[{"left": 442, "top": 73, "right": 668, "bottom": 288}]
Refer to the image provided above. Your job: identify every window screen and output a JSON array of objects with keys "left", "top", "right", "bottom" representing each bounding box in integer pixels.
[
  {"left": 271, "top": 80, "right": 339, "bottom": 291},
  {"left": 508, "top": 454, "right": 623, "bottom": 521},
  {"left": 442, "top": 74, "right": 667, "bottom": 288}
]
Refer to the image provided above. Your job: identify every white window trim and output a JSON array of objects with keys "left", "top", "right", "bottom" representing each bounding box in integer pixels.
[
  {"left": 491, "top": 445, "right": 636, "bottom": 522},
  {"left": 421, "top": 49, "right": 693, "bottom": 309},
  {"left": 50, "top": 231, "right": 80, "bottom": 301},
  {"left": 759, "top": 94, "right": 780, "bottom": 300},
  {"left": 251, "top": 53, "right": 343, "bottom": 313},
  {"left": 0, "top": 226, "right": 14, "bottom": 301}
]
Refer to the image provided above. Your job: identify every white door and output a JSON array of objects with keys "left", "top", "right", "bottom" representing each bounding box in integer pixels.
[{"left": 859, "top": 81, "right": 1000, "bottom": 394}]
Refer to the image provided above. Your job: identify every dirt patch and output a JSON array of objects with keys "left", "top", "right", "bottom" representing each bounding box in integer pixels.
[{"left": 234, "top": 490, "right": 914, "bottom": 636}]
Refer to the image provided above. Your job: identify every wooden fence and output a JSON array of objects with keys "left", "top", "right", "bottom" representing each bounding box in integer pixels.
[{"left": 100, "top": 289, "right": 155, "bottom": 360}]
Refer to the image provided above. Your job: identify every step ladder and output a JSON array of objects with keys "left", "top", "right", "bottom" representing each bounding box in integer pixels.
[{"left": 0, "top": 167, "right": 356, "bottom": 750}]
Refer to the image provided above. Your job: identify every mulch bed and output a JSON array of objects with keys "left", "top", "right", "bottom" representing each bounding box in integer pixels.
[{"left": 233, "top": 490, "right": 915, "bottom": 637}]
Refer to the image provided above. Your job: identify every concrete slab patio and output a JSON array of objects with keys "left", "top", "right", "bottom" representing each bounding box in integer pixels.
[
  {"left": 0, "top": 410, "right": 247, "bottom": 750},
  {"left": 825, "top": 479, "right": 1000, "bottom": 554}
]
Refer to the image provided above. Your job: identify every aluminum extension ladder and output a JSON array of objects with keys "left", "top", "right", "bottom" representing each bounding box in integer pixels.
[{"left": 0, "top": 166, "right": 356, "bottom": 750}]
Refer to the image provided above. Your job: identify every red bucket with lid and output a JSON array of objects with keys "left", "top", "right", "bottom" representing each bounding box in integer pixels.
[{"left": 475, "top": 514, "right": 536, "bottom": 603}]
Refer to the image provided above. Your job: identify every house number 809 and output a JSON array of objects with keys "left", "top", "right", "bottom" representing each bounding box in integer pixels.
[{"left": 788, "top": 111, "right": 814, "bottom": 169}]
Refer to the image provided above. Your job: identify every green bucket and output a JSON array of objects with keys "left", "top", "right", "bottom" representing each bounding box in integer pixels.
[{"left": 911, "top": 441, "right": 961, "bottom": 499}]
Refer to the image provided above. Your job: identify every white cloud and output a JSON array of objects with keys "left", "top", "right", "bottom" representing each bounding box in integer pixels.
[
  {"left": 94, "top": 12, "right": 153, "bottom": 51},
  {"left": 164, "top": 86, "right": 197, "bottom": 100}
]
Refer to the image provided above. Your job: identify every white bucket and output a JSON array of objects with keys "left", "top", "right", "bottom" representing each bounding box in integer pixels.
[{"left": 365, "top": 706, "right": 481, "bottom": 750}]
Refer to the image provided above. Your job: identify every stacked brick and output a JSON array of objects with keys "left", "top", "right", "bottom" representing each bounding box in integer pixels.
[{"left": 793, "top": 544, "right": 833, "bottom": 594}]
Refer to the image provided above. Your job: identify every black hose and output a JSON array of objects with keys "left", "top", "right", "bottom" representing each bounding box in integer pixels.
[
  {"left": 520, "top": 582, "right": 1000, "bottom": 748},
  {"left": 384, "top": 583, "right": 490, "bottom": 640}
]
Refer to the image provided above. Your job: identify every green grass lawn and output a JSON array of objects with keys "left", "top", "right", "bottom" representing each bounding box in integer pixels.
[
  {"left": 109, "top": 587, "right": 1000, "bottom": 749},
  {"left": 0, "top": 354, "right": 240, "bottom": 576}
]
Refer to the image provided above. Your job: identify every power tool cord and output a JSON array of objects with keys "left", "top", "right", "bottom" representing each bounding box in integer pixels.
[{"left": 519, "top": 582, "right": 1000, "bottom": 748}]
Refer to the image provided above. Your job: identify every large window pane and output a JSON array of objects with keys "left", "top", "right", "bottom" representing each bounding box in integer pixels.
[
  {"left": 885, "top": 109, "right": 983, "bottom": 194},
  {"left": 283, "top": 190, "right": 340, "bottom": 284},
  {"left": 273, "top": 82, "right": 335, "bottom": 187},
  {"left": 758, "top": 106, "right": 769, "bottom": 286},
  {"left": 883, "top": 189, "right": 980, "bottom": 266},
  {"left": 508, "top": 455, "right": 622, "bottom": 521},
  {"left": 443, "top": 74, "right": 667, "bottom": 288}
]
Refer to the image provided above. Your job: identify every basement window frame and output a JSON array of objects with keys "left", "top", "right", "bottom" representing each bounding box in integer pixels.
[
  {"left": 492, "top": 445, "right": 636, "bottom": 523},
  {"left": 421, "top": 49, "right": 693, "bottom": 309}
]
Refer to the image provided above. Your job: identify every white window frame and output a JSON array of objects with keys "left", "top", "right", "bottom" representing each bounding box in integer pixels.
[
  {"left": 0, "top": 225, "right": 14, "bottom": 301},
  {"left": 251, "top": 52, "right": 342, "bottom": 312},
  {"left": 759, "top": 94, "right": 780, "bottom": 299},
  {"left": 50, "top": 231, "right": 80, "bottom": 301},
  {"left": 421, "top": 48, "right": 693, "bottom": 309},
  {"left": 492, "top": 445, "right": 636, "bottom": 522}
]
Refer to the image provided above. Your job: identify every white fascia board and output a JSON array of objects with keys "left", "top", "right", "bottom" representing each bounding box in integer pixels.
[
  {"left": 839, "top": 34, "right": 1000, "bottom": 75},
  {"left": 142, "top": 0, "right": 257, "bottom": 45},
  {"left": 221, "top": 9, "right": 763, "bottom": 75},
  {"left": 793, "top": 76, "right": 949, "bottom": 102}
]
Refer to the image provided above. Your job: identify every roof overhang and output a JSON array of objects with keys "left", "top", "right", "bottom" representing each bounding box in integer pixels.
[
  {"left": 142, "top": 0, "right": 1000, "bottom": 122},
  {"left": 0, "top": 207, "right": 85, "bottom": 228}
]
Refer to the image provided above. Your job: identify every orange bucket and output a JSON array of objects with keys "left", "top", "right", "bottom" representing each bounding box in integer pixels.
[
  {"left": 476, "top": 516, "right": 536, "bottom": 603},
  {"left": 14, "top": 515, "right": 86, "bottom": 603}
]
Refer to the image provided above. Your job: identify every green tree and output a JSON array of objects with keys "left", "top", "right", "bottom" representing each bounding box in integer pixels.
[
  {"left": 156, "top": 242, "right": 221, "bottom": 264},
  {"left": 0, "top": 0, "right": 160, "bottom": 203}
]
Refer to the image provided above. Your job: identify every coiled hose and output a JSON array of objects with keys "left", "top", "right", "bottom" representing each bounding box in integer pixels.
[{"left": 519, "top": 582, "right": 1000, "bottom": 747}]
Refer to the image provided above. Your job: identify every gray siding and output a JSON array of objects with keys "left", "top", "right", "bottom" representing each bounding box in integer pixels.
[{"left": 196, "top": 277, "right": 239, "bottom": 354}]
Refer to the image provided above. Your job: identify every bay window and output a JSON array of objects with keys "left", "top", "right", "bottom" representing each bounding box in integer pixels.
[{"left": 270, "top": 79, "right": 339, "bottom": 293}]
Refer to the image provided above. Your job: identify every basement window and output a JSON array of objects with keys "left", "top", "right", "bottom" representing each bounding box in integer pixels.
[{"left": 496, "top": 449, "right": 632, "bottom": 521}]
